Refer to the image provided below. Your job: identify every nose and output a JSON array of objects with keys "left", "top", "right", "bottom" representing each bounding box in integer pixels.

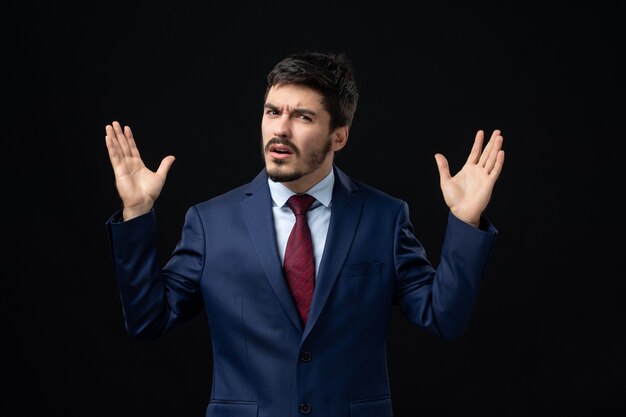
[{"left": 273, "top": 114, "right": 291, "bottom": 138}]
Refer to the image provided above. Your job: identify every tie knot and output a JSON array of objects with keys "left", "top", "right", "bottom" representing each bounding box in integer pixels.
[{"left": 286, "top": 194, "right": 316, "bottom": 215}]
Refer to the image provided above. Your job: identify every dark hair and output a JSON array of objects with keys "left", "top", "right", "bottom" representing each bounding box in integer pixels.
[{"left": 265, "top": 51, "right": 359, "bottom": 130}]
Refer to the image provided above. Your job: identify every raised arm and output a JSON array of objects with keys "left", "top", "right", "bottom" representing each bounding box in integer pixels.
[
  {"left": 104, "top": 121, "right": 176, "bottom": 220},
  {"left": 434, "top": 129, "right": 505, "bottom": 227}
]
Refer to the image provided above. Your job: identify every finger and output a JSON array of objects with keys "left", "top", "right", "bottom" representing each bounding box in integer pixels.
[
  {"left": 484, "top": 134, "right": 504, "bottom": 173},
  {"left": 465, "top": 130, "right": 484, "bottom": 165},
  {"left": 434, "top": 153, "right": 451, "bottom": 183},
  {"left": 112, "top": 121, "right": 132, "bottom": 158},
  {"left": 124, "top": 125, "right": 142, "bottom": 159},
  {"left": 105, "top": 124, "right": 122, "bottom": 165},
  {"left": 489, "top": 150, "right": 505, "bottom": 179},
  {"left": 478, "top": 129, "right": 500, "bottom": 167},
  {"left": 156, "top": 155, "right": 176, "bottom": 178}
]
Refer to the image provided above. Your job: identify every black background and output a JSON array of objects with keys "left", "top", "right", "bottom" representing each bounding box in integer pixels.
[{"left": 5, "top": 1, "right": 624, "bottom": 416}]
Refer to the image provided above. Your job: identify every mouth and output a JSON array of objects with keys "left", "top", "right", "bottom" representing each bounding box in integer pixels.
[{"left": 267, "top": 142, "right": 297, "bottom": 160}]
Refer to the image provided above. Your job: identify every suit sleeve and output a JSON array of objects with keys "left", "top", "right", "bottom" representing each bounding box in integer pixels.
[
  {"left": 106, "top": 207, "right": 205, "bottom": 340},
  {"left": 393, "top": 203, "right": 498, "bottom": 340}
]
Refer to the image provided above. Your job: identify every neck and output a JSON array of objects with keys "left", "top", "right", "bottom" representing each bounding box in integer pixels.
[{"left": 283, "top": 165, "right": 333, "bottom": 194}]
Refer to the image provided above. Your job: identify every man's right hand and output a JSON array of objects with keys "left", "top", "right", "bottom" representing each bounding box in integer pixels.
[{"left": 105, "top": 121, "right": 175, "bottom": 221}]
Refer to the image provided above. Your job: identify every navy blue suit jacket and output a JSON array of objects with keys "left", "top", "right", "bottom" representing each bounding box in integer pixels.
[{"left": 106, "top": 165, "right": 498, "bottom": 417}]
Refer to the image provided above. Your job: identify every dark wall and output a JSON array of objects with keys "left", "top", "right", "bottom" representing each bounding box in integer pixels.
[{"left": 6, "top": 1, "right": 624, "bottom": 416}]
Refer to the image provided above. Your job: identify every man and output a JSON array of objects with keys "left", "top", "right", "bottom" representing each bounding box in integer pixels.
[{"left": 105, "top": 51, "right": 504, "bottom": 417}]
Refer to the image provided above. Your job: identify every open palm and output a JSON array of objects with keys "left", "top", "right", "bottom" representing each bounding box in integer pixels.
[
  {"left": 434, "top": 130, "right": 505, "bottom": 227},
  {"left": 105, "top": 121, "right": 175, "bottom": 220}
]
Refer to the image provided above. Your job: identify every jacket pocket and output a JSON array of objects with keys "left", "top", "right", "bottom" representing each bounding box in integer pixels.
[
  {"left": 339, "top": 262, "right": 383, "bottom": 279},
  {"left": 349, "top": 396, "right": 393, "bottom": 417},
  {"left": 206, "top": 400, "right": 258, "bottom": 417}
]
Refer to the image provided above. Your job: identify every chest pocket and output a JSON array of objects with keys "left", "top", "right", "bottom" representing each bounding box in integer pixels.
[{"left": 338, "top": 262, "right": 382, "bottom": 279}]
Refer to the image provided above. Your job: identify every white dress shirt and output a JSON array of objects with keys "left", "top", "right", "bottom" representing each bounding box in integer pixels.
[{"left": 268, "top": 169, "right": 334, "bottom": 278}]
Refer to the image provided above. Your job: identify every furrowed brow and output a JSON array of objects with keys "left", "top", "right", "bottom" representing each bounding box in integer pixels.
[
  {"left": 263, "top": 103, "right": 317, "bottom": 117},
  {"left": 293, "top": 108, "right": 317, "bottom": 117}
]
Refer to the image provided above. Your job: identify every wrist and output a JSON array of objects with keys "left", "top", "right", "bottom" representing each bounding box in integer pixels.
[
  {"left": 122, "top": 205, "right": 152, "bottom": 221},
  {"left": 450, "top": 210, "right": 480, "bottom": 228}
]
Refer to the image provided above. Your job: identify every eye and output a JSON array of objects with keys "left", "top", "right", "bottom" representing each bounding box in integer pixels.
[
  {"left": 265, "top": 109, "right": 279, "bottom": 116},
  {"left": 296, "top": 113, "right": 312, "bottom": 121}
]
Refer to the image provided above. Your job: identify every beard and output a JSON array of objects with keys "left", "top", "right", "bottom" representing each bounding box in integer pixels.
[{"left": 262, "top": 136, "right": 333, "bottom": 183}]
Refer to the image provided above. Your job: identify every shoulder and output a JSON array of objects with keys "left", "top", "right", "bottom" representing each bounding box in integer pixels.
[
  {"left": 191, "top": 169, "right": 267, "bottom": 213},
  {"left": 334, "top": 166, "right": 406, "bottom": 211}
]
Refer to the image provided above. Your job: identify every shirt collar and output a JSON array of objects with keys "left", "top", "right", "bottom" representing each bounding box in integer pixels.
[{"left": 268, "top": 168, "right": 335, "bottom": 208}]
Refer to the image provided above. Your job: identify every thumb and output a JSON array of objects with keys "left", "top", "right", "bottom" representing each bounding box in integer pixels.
[
  {"left": 156, "top": 155, "right": 176, "bottom": 178},
  {"left": 434, "top": 153, "right": 451, "bottom": 182}
]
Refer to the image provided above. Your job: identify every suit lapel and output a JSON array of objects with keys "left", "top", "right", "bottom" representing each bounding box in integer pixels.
[
  {"left": 302, "top": 167, "right": 362, "bottom": 342},
  {"left": 241, "top": 170, "right": 303, "bottom": 333}
]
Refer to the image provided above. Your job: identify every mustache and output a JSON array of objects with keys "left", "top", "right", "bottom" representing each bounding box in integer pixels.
[{"left": 264, "top": 137, "right": 300, "bottom": 157}]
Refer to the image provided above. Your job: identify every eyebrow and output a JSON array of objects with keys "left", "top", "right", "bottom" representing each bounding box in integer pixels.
[{"left": 264, "top": 103, "right": 317, "bottom": 117}]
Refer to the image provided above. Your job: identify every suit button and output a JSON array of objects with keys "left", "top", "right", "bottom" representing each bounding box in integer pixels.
[
  {"left": 301, "top": 351, "right": 312, "bottom": 362},
  {"left": 300, "top": 402, "right": 311, "bottom": 414}
]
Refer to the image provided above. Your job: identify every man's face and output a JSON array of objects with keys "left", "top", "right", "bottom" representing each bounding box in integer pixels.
[{"left": 261, "top": 84, "right": 343, "bottom": 191}]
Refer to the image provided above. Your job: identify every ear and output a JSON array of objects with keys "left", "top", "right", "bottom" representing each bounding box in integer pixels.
[{"left": 332, "top": 126, "right": 349, "bottom": 152}]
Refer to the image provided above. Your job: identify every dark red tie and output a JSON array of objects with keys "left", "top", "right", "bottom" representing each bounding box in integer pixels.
[{"left": 283, "top": 193, "right": 316, "bottom": 326}]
